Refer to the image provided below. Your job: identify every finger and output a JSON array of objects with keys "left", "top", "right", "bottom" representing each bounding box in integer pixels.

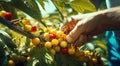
[
  {"left": 75, "top": 35, "right": 93, "bottom": 47},
  {"left": 76, "top": 35, "right": 87, "bottom": 46},
  {"left": 66, "top": 24, "right": 84, "bottom": 43}
]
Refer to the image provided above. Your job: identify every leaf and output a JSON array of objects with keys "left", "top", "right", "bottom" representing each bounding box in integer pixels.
[
  {"left": 25, "top": 37, "right": 30, "bottom": 48},
  {"left": 27, "top": 47, "right": 56, "bottom": 66},
  {"left": 0, "top": 0, "right": 11, "bottom": 2},
  {"left": 55, "top": 53, "right": 82, "bottom": 66},
  {"left": 0, "top": 33, "right": 16, "bottom": 50},
  {"left": 69, "top": 0, "right": 96, "bottom": 13},
  {"left": 10, "top": 0, "right": 46, "bottom": 27},
  {"left": 0, "top": 2, "right": 18, "bottom": 19},
  {"left": 52, "top": 0, "right": 68, "bottom": 20},
  {"left": 37, "top": 0, "right": 47, "bottom": 9},
  {"left": 0, "top": 30, "right": 11, "bottom": 38},
  {"left": 26, "top": 0, "right": 41, "bottom": 15},
  {"left": 0, "top": 41, "right": 6, "bottom": 66}
]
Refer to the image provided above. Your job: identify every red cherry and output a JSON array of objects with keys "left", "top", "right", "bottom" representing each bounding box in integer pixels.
[
  {"left": 60, "top": 47, "right": 68, "bottom": 54},
  {"left": 31, "top": 26, "right": 37, "bottom": 32},
  {"left": 50, "top": 34, "right": 56, "bottom": 40},
  {"left": 74, "top": 45, "right": 78, "bottom": 51},
  {"left": 4, "top": 12, "right": 12, "bottom": 20}
]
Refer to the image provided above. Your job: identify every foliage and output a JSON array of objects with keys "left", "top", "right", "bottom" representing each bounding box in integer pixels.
[
  {"left": 27, "top": 47, "right": 56, "bottom": 66},
  {"left": 55, "top": 53, "right": 82, "bottom": 66},
  {"left": 0, "top": 0, "right": 108, "bottom": 66}
]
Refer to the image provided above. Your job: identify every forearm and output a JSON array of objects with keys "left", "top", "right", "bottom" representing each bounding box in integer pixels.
[{"left": 103, "top": 6, "right": 120, "bottom": 30}]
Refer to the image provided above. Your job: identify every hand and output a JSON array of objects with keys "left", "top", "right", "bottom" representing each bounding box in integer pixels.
[
  {"left": 61, "top": 14, "right": 84, "bottom": 34},
  {"left": 63, "top": 12, "right": 109, "bottom": 46}
]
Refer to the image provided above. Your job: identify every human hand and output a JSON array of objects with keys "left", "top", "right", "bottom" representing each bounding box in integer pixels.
[
  {"left": 62, "top": 12, "right": 108, "bottom": 46},
  {"left": 61, "top": 14, "right": 84, "bottom": 34}
]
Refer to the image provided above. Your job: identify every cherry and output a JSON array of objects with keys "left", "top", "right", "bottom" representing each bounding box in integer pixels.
[
  {"left": 50, "top": 34, "right": 56, "bottom": 40},
  {"left": 4, "top": 12, "right": 12, "bottom": 20},
  {"left": 74, "top": 45, "right": 78, "bottom": 51},
  {"left": 31, "top": 26, "right": 37, "bottom": 32},
  {"left": 60, "top": 47, "right": 68, "bottom": 54}
]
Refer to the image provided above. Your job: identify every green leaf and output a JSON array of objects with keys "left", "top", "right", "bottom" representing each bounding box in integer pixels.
[
  {"left": 10, "top": 0, "right": 46, "bottom": 27},
  {"left": 37, "top": 0, "right": 47, "bottom": 9},
  {"left": 25, "top": 37, "right": 30, "bottom": 49},
  {"left": 55, "top": 53, "right": 82, "bottom": 66},
  {"left": 27, "top": 47, "right": 56, "bottom": 66},
  {"left": 0, "top": 2, "right": 18, "bottom": 19},
  {"left": 69, "top": 0, "right": 96, "bottom": 13},
  {"left": 26, "top": 0, "right": 42, "bottom": 16},
  {"left": 0, "top": 33, "right": 16, "bottom": 50},
  {"left": 0, "top": 41, "right": 6, "bottom": 66},
  {"left": 52, "top": 0, "right": 68, "bottom": 20},
  {"left": 0, "top": 0, "right": 11, "bottom": 2}
]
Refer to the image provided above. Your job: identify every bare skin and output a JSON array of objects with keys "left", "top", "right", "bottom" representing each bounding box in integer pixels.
[{"left": 61, "top": 6, "right": 120, "bottom": 46}]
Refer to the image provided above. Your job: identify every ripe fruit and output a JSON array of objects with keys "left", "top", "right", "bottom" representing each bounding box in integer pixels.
[
  {"left": 22, "top": 18, "right": 30, "bottom": 25},
  {"left": 32, "top": 38, "right": 40, "bottom": 45},
  {"left": 62, "top": 34, "right": 67, "bottom": 40},
  {"left": 51, "top": 39, "right": 59, "bottom": 46},
  {"left": 56, "top": 31, "right": 64, "bottom": 38},
  {"left": 7, "top": 60, "right": 15, "bottom": 66},
  {"left": 10, "top": 53, "right": 19, "bottom": 62},
  {"left": 31, "top": 26, "right": 37, "bottom": 32},
  {"left": 45, "top": 41, "right": 52, "bottom": 49},
  {"left": 24, "top": 25, "right": 32, "bottom": 32},
  {"left": 68, "top": 47, "right": 75, "bottom": 55},
  {"left": 50, "top": 48, "right": 56, "bottom": 55},
  {"left": 19, "top": 56, "right": 26, "bottom": 62},
  {"left": 92, "top": 58, "right": 97, "bottom": 63},
  {"left": 27, "top": 56, "right": 30, "bottom": 62},
  {"left": 84, "top": 50, "right": 90, "bottom": 56},
  {"left": 50, "top": 34, "right": 56, "bottom": 40},
  {"left": 54, "top": 46, "right": 60, "bottom": 52},
  {"left": 4, "top": 12, "right": 12, "bottom": 20},
  {"left": 49, "top": 29, "right": 56, "bottom": 35},
  {"left": 58, "top": 37, "right": 63, "bottom": 42},
  {"left": 30, "top": 42, "right": 35, "bottom": 48},
  {"left": 60, "top": 47, "right": 68, "bottom": 54},
  {"left": 43, "top": 32, "right": 50, "bottom": 40},
  {"left": 60, "top": 41, "right": 67, "bottom": 48},
  {"left": 0, "top": 11, "right": 6, "bottom": 17}
]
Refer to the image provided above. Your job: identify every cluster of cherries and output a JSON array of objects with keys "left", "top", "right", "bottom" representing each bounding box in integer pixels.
[
  {"left": 0, "top": 10, "right": 12, "bottom": 20},
  {"left": 31, "top": 28, "right": 77, "bottom": 55},
  {"left": 0, "top": 11, "right": 103, "bottom": 66},
  {"left": 0, "top": 10, "right": 37, "bottom": 32}
]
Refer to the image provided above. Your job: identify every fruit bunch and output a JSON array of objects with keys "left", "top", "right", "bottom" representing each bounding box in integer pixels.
[
  {"left": 22, "top": 18, "right": 103, "bottom": 65},
  {"left": 31, "top": 28, "right": 77, "bottom": 55},
  {"left": 0, "top": 11, "right": 104, "bottom": 66},
  {"left": 22, "top": 18, "right": 37, "bottom": 32},
  {"left": 7, "top": 53, "right": 30, "bottom": 66},
  {"left": 30, "top": 28, "right": 103, "bottom": 65},
  {"left": 0, "top": 10, "right": 12, "bottom": 20}
]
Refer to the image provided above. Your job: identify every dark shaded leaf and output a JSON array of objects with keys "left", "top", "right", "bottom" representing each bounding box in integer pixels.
[
  {"left": 26, "top": 0, "right": 41, "bottom": 16},
  {"left": 25, "top": 37, "right": 30, "bottom": 48},
  {"left": 55, "top": 53, "right": 82, "bottom": 66},
  {"left": 10, "top": 0, "right": 46, "bottom": 27},
  {"left": 0, "top": 41, "right": 7, "bottom": 66},
  {"left": 27, "top": 47, "right": 56, "bottom": 66},
  {"left": 0, "top": 33, "right": 16, "bottom": 50},
  {"left": 0, "top": 0, "right": 11, "bottom": 2},
  {"left": 0, "top": 2, "right": 18, "bottom": 19}
]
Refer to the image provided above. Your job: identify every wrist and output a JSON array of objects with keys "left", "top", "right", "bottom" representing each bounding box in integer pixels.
[{"left": 100, "top": 7, "right": 120, "bottom": 30}]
